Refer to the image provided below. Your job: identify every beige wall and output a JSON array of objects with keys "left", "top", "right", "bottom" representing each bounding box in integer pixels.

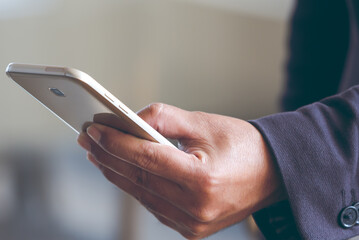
[
  {"left": 0, "top": 1, "right": 292, "bottom": 239},
  {"left": 0, "top": 0, "right": 288, "bottom": 145}
]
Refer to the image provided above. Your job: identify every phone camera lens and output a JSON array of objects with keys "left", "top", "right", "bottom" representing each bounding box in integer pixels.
[{"left": 49, "top": 88, "right": 65, "bottom": 97}]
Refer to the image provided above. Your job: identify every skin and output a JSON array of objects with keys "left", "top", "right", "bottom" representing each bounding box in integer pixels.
[{"left": 77, "top": 103, "right": 286, "bottom": 239}]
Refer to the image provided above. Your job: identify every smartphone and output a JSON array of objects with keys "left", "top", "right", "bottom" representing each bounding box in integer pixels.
[{"left": 5, "top": 63, "right": 174, "bottom": 147}]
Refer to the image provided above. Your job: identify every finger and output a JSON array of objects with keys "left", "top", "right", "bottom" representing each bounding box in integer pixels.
[
  {"left": 87, "top": 152, "right": 100, "bottom": 168},
  {"left": 86, "top": 124, "right": 198, "bottom": 182},
  {"left": 77, "top": 132, "right": 92, "bottom": 151},
  {"left": 88, "top": 141, "right": 188, "bottom": 207},
  {"left": 153, "top": 214, "right": 200, "bottom": 240},
  {"left": 136, "top": 103, "right": 198, "bottom": 140},
  {"left": 79, "top": 134, "right": 238, "bottom": 238},
  {"left": 77, "top": 133, "right": 100, "bottom": 169},
  {"left": 98, "top": 164, "right": 208, "bottom": 237}
]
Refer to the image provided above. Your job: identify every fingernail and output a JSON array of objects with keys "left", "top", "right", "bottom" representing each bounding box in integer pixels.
[
  {"left": 77, "top": 133, "right": 91, "bottom": 151},
  {"left": 87, "top": 126, "right": 101, "bottom": 143}
]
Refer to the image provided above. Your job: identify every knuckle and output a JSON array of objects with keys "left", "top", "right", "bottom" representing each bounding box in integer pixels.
[
  {"left": 142, "top": 200, "right": 156, "bottom": 213},
  {"left": 186, "top": 220, "right": 207, "bottom": 237},
  {"left": 154, "top": 214, "right": 205, "bottom": 240},
  {"left": 135, "top": 142, "right": 157, "bottom": 169},
  {"left": 133, "top": 167, "right": 144, "bottom": 185},
  {"left": 131, "top": 167, "right": 150, "bottom": 188},
  {"left": 201, "top": 174, "right": 216, "bottom": 192},
  {"left": 186, "top": 171, "right": 220, "bottom": 223},
  {"left": 156, "top": 218, "right": 203, "bottom": 240},
  {"left": 193, "top": 170, "right": 218, "bottom": 199},
  {"left": 181, "top": 232, "right": 200, "bottom": 240},
  {"left": 202, "top": 167, "right": 220, "bottom": 186},
  {"left": 192, "top": 111, "right": 210, "bottom": 125},
  {"left": 192, "top": 110, "right": 208, "bottom": 119},
  {"left": 147, "top": 103, "right": 164, "bottom": 118},
  {"left": 128, "top": 166, "right": 140, "bottom": 182},
  {"left": 145, "top": 103, "right": 165, "bottom": 131},
  {"left": 192, "top": 207, "right": 217, "bottom": 223}
]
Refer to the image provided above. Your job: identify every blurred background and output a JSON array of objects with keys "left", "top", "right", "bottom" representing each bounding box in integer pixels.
[{"left": 0, "top": 0, "right": 294, "bottom": 239}]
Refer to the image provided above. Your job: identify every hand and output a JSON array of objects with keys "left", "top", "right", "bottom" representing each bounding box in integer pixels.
[{"left": 77, "top": 103, "right": 285, "bottom": 239}]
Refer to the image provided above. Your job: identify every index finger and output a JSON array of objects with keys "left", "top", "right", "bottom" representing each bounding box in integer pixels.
[{"left": 86, "top": 124, "right": 198, "bottom": 182}]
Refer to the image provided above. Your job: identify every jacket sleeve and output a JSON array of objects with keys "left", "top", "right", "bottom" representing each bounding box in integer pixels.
[
  {"left": 250, "top": 0, "right": 352, "bottom": 239},
  {"left": 251, "top": 86, "right": 359, "bottom": 239}
]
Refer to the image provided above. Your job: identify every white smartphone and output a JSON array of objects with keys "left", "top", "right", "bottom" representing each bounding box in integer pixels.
[{"left": 6, "top": 63, "right": 174, "bottom": 147}]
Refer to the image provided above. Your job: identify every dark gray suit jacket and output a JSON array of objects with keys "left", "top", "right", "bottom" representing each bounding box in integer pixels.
[{"left": 251, "top": 0, "right": 359, "bottom": 239}]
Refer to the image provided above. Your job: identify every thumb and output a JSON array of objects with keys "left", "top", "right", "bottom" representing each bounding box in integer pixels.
[{"left": 137, "top": 103, "right": 195, "bottom": 140}]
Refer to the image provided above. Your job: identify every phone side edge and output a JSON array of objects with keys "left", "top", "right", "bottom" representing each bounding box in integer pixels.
[
  {"left": 64, "top": 68, "right": 176, "bottom": 148},
  {"left": 5, "top": 63, "right": 175, "bottom": 147}
]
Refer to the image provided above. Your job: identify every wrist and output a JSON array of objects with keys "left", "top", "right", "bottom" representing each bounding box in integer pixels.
[{"left": 250, "top": 123, "right": 287, "bottom": 212}]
